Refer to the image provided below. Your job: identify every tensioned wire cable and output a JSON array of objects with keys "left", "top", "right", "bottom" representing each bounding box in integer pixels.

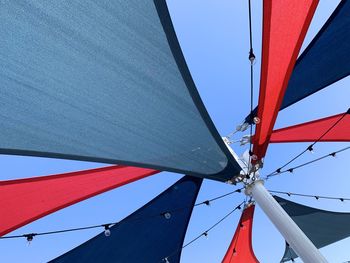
[
  {"left": 269, "top": 189, "right": 350, "bottom": 202},
  {"left": 247, "top": 0, "right": 256, "bottom": 176},
  {"left": 160, "top": 201, "right": 246, "bottom": 263},
  {"left": 265, "top": 109, "right": 349, "bottom": 178},
  {"left": 0, "top": 187, "right": 244, "bottom": 240},
  {"left": 264, "top": 145, "right": 350, "bottom": 180},
  {"left": 226, "top": 0, "right": 255, "bottom": 147}
]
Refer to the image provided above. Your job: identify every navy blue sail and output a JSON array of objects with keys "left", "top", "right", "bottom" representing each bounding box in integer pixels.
[{"left": 50, "top": 176, "right": 202, "bottom": 263}]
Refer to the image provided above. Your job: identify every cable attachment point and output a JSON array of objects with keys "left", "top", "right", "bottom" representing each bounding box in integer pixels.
[
  {"left": 249, "top": 161, "right": 263, "bottom": 174},
  {"left": 240, "top": 135, "right": 252, "bottom": 146},
  {"left": 24, "top": 233, "right": 36, "bottom": 244},
  {"left": 229, "top": 172, "right": 248, "bottom": 185},
  {"left": 253, "top": 116, "right": 260, "bottom": 124},
  {"left": 249, "top": 49, "right": 256, "bottom": 64},
  {"left": 225, "top": 179, "right": 236, "bottom": 185},
  {"left": 307, "top": 145, "right": 314, "bottom": 153},
  {"left": 249, "top": 151, "right": 258, "bottom": 161},
  {"left": 103, "top": 224, "right": 111, "bottom": 237},
  {"left": 245, "top": 198, "right": 255, "bottom": 208},
  {"left": 236, "top": 122, "right": 249, "bottom": 132}
]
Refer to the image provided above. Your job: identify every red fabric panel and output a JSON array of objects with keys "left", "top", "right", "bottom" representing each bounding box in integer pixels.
[
  {"left": 222, "top": 205, "right": 259, "bottom": 263},
  {"left": 270, "top": 113, "right": 350, "bottom": 143},
  {"left": 0, "top": 166, "right": 158, "bottom": 236},
  {"left": 253, "top": 0, "right": 319, "bottom": 159}
]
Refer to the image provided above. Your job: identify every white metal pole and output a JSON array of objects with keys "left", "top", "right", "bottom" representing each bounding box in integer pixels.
[{"left": 245, "top": 180, "right": 328, "bottom": 263}]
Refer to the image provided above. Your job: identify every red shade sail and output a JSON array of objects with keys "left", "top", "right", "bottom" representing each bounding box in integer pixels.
[
  {"left": 222, "top": 204, "right": 259, "bottom": 263},
  {"left": 0, "top": 166, "right": 158, "bottom": 236},
  {"left": 270, "top": 112, "right": 350, "bottom": 143},
  {"left": 253, "top": 0, "right": 318, "bottom": 159}
]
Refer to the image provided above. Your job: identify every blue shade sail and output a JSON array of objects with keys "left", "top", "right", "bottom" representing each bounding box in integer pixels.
[
  {"left": 0, "top": 0, "right": 241, "bottom": 180},
  {"left": 281, "top": 0, "right": 350, "bottom": 110},
  {"left": 246, "top": 0, "right": 350, "bottom": 123},
  {"left": 49, "top": 175, "right": 202, "bottom": 263},
  {"left": 275, "top": 196, "right": 350, "bottom": 262}
]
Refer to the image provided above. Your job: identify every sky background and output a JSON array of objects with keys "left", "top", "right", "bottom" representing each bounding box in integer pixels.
[{"left": 1, "top": 0, "right": 350, "bottom": 262}]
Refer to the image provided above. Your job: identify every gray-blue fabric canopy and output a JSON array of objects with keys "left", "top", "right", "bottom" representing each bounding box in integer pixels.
[
  {"left": 0, "top": 0, "right": 241, "bottom": 181},
  {"left": 50, "top": 175, "right": 202, "bottom": 263},
  {"left": 275, "top": 196, "right": 350, "bottom": 262},
  {"left": 246, "top": 0, "right": 350, "bottom": 123}
]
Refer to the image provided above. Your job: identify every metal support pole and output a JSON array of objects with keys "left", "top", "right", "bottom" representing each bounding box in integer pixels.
[{"left": 245, "top": 180, "right": 328, "bottom": 263}]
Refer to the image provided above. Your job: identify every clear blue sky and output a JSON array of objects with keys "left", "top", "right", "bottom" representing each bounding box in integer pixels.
[{"left": 1, "top": 1, "right": 350, "bottom": 262}]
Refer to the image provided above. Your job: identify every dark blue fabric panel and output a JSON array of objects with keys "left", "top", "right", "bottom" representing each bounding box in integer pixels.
[
  {"left": 275, "top": 196, "right": 350, "bottom": 262},
  {"left": 0, "top": 0, "right": 241, "bottom": 180},
  {"left": 282, "top": 0, "right": 350, "bottom": 110},
  {"left": 50, "top": 176, "right": 202, "bottom": 263},
  {"left": 245, "top": 1, "right": 350, "bottom": 124}
]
